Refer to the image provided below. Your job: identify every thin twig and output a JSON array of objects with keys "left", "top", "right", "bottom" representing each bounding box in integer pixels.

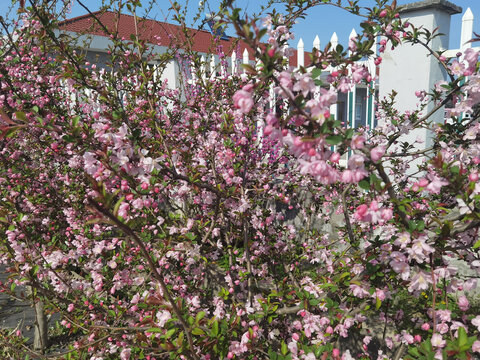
[
  {"left": 341, "top": 184, "right": 355, "bottom": 245},
  {"left": 87, "top": 198, "right": 199, "bottom": 360}
]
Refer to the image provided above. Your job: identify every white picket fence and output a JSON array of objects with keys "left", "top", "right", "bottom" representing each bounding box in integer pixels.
[
  {"left": 60, "top": 5, "right": 477, "bottom": 135},
  {"left": 197, "top": 6, "right": 477, "bottom": 75},
  {"left": 445, "top": 7, "right": 477, "bottom": 56}
]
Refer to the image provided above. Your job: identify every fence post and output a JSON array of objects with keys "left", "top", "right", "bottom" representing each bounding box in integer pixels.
[
  {"left": 313, "top": 35, "right": 320, "bottom": 53},
  {"left": 242, "top": 48, "right": 249, "bottom": 72},
  {"left": 330, "top": 32, "right": 338, "bottom": 50},
  {"left": 348, "top": 28, "right": 357, "bottom": 53},
  {"left": 378, "top": 0, "right": 461, "bottom": 154},
  {"left": 210, "top": 54, "right": 216, "bottom": 80},
  {"left": 348, "top": 29, "right": 358, "bottom": 129},
  {"left": 297, "top": 38, "right": 304, "bottom": 68},
  {"left": 460, "top": 7, "right": 474, "bottom": 50},
  {"left": 367, "top": 39, "right": 377, "bottom": 130},
  {"left": 231, "top": 51, "right": 237, "bottom": 74},
  {"left": 200, "top": 55, "right": 206, "bottom": 80}
]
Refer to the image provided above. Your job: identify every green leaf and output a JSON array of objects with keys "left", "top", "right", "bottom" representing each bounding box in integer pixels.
[
  {"left": 312, "top": 68, "right": 322, "bottom": 79},
  {"left": 408, "top": 347, "right": 421, "bottom": 357},
  {"left": 240, "top": 64, "right": 256, "bottom": 75},
  {"left": 15, "top": 111, "right": 26, "bottom": 122},
  {"left": 417, "top": 220, "right": 425, "bottom": 231},
  {"left": 195, "top": 311, "right": 205, "bottom": 324},
  {"left": 146, "top": 327, "right": 163, "bottom": 333},
  {"left": 113, "top": 196, "right": 125, "bottom": 217},
  {"left": 325, "top": 135, "right": 342, "bottom": 145},
  {"left": 112, "top": 110, "right": 123, "bottom": 120},
  {"left": 281, "top": 341, "right": 288, "bottom": 355},
  {"left": 408, "top": 220, "right": 417, "bottom": 232},
  {"left": 62, "top": 134, "right": 76, "bottom": 143},
  {"left": 165, "top": 328, "right": 176, "bottom": 338},
  {"left": 177, "top": 331, "right": 184, "bottom": 347},
  {"left": 473, "top": 239, "right": 480, "bottom": 249},
  {"left": 211, "top": 320, "right": 219, "bottom": 337},
  {"left": 131, "top": 128, "right": 142, "bottom": 140},
  {"left": 268, "top": 350, "right": 279, "bottom": 360},
  {"left": 185, "top": 232, "right": 196, "bottom": 241},
  {"left": 192, "top": 327, "right": 205, "bottom": 336},
  {"left": 358, "top": 179, "right": 370, "bottom": 191},
  {"left": 72, "top": 116, "right": 80, "bottom": 127},
  {"left": 345, "top": 128, "right": 354, "bottom": 139},
  {"left": 457, "top": 326, "right": 468, "bottom": 347}
]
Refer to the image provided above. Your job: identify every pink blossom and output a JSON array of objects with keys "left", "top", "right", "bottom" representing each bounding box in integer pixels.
[
  {"left": 381, "top": 208, "right": 393, "bottom": 221},
  {"left": 293, "top": 73, "right": 315, "bottom": 97},
  {"left": 402, "top": 331, "right": 414, "bottom": 344},
  {"left": 463, "top": 48, "right": 479, "bottom": 74},
  {"left": 330, "top": 152, "right": 341, "bottom": 163},
  {"left": 348, "top": 36, "right": 357, "bottom": 52},
  {"left": 436, "top": 310, "right": 451, "bottom": 323},
  {"left": 374, "top": 289, "right": 386, "bottom": 301},
  {"left": 120, "top": 348, "right": 131, "bottom": 360},
  {"left": 233, "top": 85, "right": 254, "bottom": 114},
  {"left": 354, "top": 204, "right": 368, "bottom": 221},
  {"left": 370, "top": 146, "right": 386, "bottom": 162},
  {"left": 395, "top": 232, "right": 411, "bottom": 249},
  {"left": 437, "top": 322, "right": 449, "bottom": 334},
  {"left": 337, "top": 77, "right": 352, "bottom": 93},
  {"left": 408, "top": 270, "right": 431, "bottom": 292},
  {"left": 463, "top": 123, "right": 479, "bottom": 140},
  {"left": 288, "top": 340, "right": 298, "bottom": 354},
  {"left": 450, "top": 60, "right": 465, "bottom": 76},
  {"left": 341, "top": 169, "right": 355, "bottom": 183},
  {"left": 431, "top": 333, "right": 445, "bottom": 348},
  {"left": 458, "top": 295, "right": 469, "bottom": 311},
  {"left": 156, "top": 310, "right": 171, "bottom": 327},
  {"left": 469, "top": 172, "right": 479, "bottom": 182},
  {"left": 351, "top": 65, "right": 368, "bottom": 83},
  {"left": 425, "top": 176, "right": 449, "bottom": 194},
  {"left": 278, "top": 71, "right": 293, "bottom": 89},
  {"left": 418, "top": 178, "right": 429, "bottom": 187},
  {"left": 351, "top": 135, "right": 365, "bottom": 149},
  {"left": 350, "top": 284, "right": 370, "bottom": 298},
  {"left": 472, "top": 315, "right": 480, "bottom": 331}
]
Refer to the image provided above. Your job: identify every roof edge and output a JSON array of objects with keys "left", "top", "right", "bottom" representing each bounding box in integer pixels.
[
  {"left": 57, "top": 10, "right": 103, "bottom": 26},
  {"left": 398, "top": 0, "right": 462, "bottom": 15}
]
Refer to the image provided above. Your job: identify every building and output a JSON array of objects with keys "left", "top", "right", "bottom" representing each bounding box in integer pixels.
[{"left": 59, "top": 0, "right": 477, "bottom": 140}]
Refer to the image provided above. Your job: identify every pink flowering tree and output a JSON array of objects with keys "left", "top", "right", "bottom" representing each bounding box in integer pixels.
[{"left": 0, "top": 0, "right": 480, "bottom": 359}]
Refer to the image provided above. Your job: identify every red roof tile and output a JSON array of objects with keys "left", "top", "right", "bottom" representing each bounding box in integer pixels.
[{"left": 59, "top": 11, "right": 311, "bottom": 66}]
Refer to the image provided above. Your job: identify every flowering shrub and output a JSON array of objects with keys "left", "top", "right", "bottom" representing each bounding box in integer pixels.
[{"left": 0, "top": 0, "right": 479, "bottom": 359}]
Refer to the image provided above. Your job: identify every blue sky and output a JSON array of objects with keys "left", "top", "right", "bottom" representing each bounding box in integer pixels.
[{"left": 1, "top": 0, "right": 478, "bottom": 51}]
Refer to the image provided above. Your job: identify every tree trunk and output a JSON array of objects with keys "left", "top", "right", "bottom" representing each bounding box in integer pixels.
[{"left": 32, "top": 294, "right": 48, "bottom": 352}]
